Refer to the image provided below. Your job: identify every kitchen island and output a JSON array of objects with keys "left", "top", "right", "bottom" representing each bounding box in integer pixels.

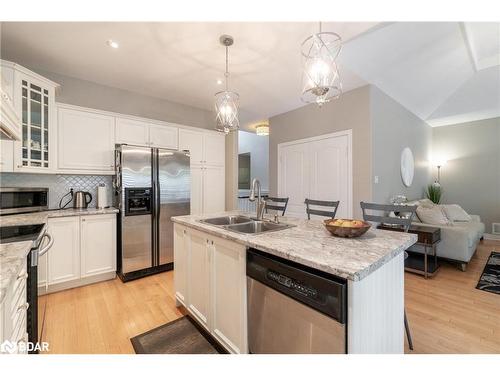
[{"left": 172, "top": 211, "right": 417, "bottom": 354}]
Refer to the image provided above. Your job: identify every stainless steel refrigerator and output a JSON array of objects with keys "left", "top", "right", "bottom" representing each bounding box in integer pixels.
[{"left": 114, "top": 144, "right": 190, "bottom": 281}]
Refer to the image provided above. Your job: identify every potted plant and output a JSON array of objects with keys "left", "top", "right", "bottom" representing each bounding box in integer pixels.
[{"left": 426, "top": 183, "right": 442, "bottom": 204}]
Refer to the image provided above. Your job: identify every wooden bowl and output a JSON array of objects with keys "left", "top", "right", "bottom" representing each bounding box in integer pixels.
[{"left": 323, "top": 219, "right": 371, "bottom": 238}]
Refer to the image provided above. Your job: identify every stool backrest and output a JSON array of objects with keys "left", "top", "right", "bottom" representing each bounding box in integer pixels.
[
  {"left": 264, "top": 197, "right": 289, "bottom": 216},
  {"left": 360, "top": 202, "right": 416, "bottom": 232},
  {"left": 304, "top": 199, "right": 340, "bottom": 220}
]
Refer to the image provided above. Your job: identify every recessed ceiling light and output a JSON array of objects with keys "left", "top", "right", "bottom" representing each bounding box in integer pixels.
[
  {"left": 216, "top": 79, "right": 223, "bottom": 85},
  {"left": 107, "top": 40, "right": 119, "bottom": 49}
]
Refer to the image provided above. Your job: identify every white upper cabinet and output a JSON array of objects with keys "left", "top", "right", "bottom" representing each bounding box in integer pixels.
[
  {"left": 57, "top": 105, "right": 115, "bottom": 173},
  {"left": 179, "top": 129, "right": 204, "bottom": 164},
  {"left": 179, "top": 128, "right": 225, "bottom": 166},
  {"left": 149, "top": 123, "right": 178, "bottom": 149},
  {"left": 115, "top": 118, "right": 150, "bottom": 146},
  {"left": 116, "top": 117, "right": 178, "bottom": 150},
  {"left": 0, "top": 60, "right": 59, "bottom": 173},
  {"left": 204, "top": 133, "right": 225, "bottom": 166}
]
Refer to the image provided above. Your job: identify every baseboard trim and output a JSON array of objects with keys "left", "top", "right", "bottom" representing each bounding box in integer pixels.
[
  {"left": 483, "top": 233, "right": 500, "bottom": 241},
  {"left": 39, "top": 271, "right": 116, "bottom": 295}
]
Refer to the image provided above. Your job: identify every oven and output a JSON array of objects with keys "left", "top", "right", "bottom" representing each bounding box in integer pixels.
[
  {"left": 0, "top": 223, "right": 53, "bottom": 353},
  {"left": 0, "top": 187, "right": 49, "bottom": 215}
]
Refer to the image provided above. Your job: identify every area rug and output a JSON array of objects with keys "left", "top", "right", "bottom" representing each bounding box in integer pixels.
[
  {"left": 476, "top": 251, "right": 500, "bottom": 295},
  {"left": 130, "top": 315, "right": 227, "bottom": 354}
]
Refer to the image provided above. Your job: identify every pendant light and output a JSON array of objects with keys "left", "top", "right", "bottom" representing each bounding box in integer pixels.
[
  {"left": 215, "top": 35, "right": 239, "bottom": 134},
  {"left": 301, "top": 22, "right": 343, "bottom": 106}
]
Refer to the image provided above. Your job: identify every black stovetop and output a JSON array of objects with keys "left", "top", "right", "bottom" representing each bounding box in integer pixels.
[{"left": 0, "top": 224, "right": 45, "bottom": 244}]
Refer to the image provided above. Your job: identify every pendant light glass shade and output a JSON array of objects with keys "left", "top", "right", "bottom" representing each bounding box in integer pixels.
[
  {"left": 301, "top": 23, "right": 343, "bottom": 106},
  {"left": 215, "top": 35, "right": 239, "bottom": 134}
]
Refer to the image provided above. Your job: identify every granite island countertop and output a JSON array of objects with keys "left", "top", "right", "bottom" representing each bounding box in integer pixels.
[
  {"left": 0, "top": 207, "right": 119, "bottom": 227},
  {"left": 0, "top": 240, "right": 33, "bottom": 304},
  {"left": 172, "top": 211, "right": 417, "bottom": 281}
]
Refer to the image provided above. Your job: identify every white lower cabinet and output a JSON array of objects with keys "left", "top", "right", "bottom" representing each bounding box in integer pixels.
[
  {"left": 173, "top": 225, "right": 188, "bottom": 306},
  {"left": 174, "top": 224, "right": 247, "bottom": 354},
  {"left": 187, "top": 229, "right": 211, "bottom": 331},
  {"left": 47, "top": 216, "right": 81, "bottom": 285},
  {"left": 41, "top": 214, "right": 116, "bottom": 294},
  {"left": 210, "top": 235, "right": 247, "bottom": 354},
  {"left": 80, "top": 214, "right": 117, "bottom": 277}
]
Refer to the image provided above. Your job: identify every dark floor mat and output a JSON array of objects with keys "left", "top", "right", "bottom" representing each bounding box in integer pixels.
[
  {"left": 476, "top": 251, "right": 500, "bottom": 295},
  {"left": 130, "top": 315, "right": 226, "bottom": 354}
]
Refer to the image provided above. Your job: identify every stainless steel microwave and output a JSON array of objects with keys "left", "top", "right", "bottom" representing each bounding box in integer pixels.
[{"left": 0, "top": 187, "right": 49, "bottom": 215}]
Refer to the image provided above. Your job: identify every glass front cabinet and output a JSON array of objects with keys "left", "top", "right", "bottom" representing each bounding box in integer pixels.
[{"left": 1, "top": 60, "right": 59, "bottom": 173}]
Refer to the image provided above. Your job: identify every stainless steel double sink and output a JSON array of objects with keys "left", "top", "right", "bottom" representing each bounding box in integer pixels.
[{"left": 199, "top": 215, "right": 294, "bottom": 234}]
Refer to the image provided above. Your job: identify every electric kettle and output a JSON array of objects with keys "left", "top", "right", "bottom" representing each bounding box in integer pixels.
[{"left": 73, "top": 191, "right": 92, "bottom": 209}]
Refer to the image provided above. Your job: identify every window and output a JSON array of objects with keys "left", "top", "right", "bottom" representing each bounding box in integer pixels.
[{"left": 238, "top": 153, "right": 251, "bottom": 189}]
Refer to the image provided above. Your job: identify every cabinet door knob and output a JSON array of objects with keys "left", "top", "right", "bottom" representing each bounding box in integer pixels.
[{"left": 17, "top": 302, "right": 29, "bottom": 311}]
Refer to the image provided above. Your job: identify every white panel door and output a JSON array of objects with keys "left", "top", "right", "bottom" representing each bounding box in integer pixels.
[
  {"left": 190, "top": 166, "right": 204, "bottom": 214},
  {"left": 278, "top": 131, "right": 352, "bottom": 218},
  {"left": 47, "top": 216, "right": 80, "bottom": 285},
  {"left": 80, "top": 214, "right": 116, "bottom": 278},
  {"left": 173, "top": 224, "right": 188, "bottom": 307},
  {"left": 211, "top": 236, "right": 247, "bottom": 353},
  {"left": 203, "top": 133, "right": 225, "bottom": 166},
  {"left": 203, "top": 165, "right": 225, "bottom": 214},
  {"left": 115, "top": 118, "right": 150, "bottom": 146},
  {"left": 57, "top": 107, "right": 115, "bottom": 172},
  {"left": 149, "top": 124, "right": 178, "bottom": 150},
  {"left": 187, "top": 230, "right": 211, "bottom": 331},
  {"left": 308, "top": 135, "right": 350, "bottom": 218},
  {"left": 278, "top": 142, "right": 309, "bottom": 217},
  {"left": 179, "top": 129, "right": 204, "bottom": 165}
]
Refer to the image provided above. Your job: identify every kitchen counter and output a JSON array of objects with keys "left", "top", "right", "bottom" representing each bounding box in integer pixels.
[
  {"left": 172, "top": 211, "right": 417, "bottom": 281},
  {"left": 0, "top": 207, "right": 119, "bottom": 227},
  {"left": 0, "top": 240, "right": 33, "bottom": 304}
]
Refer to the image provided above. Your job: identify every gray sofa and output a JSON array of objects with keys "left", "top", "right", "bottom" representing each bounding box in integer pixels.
[{"left": 410, "top": 214, "right": 485, "bottom": 270}]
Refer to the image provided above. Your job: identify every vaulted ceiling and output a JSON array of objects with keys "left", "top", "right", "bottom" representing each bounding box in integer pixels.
[{"left": 1, "top": 22, "right": 499, "bottom": 130}]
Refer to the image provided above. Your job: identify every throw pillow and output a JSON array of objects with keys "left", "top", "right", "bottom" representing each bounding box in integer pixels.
[
  {"left": 416, "top": 205, "right": 451, "bottom": 225},
  {"left": 442, "top": 204, "right": 472, "bottom": 222}
]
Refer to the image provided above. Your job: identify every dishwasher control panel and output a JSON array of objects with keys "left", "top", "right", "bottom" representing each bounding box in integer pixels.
[{"left": 267, "top": 270, "right": 318, "bottom": 299}]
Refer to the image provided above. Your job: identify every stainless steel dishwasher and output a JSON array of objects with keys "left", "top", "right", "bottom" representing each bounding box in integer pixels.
[{"left": 247, "top": 248, "right": 347, "bottom": 354}]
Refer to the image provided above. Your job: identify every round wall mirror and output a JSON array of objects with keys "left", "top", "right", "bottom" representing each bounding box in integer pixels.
[{"left": 400, "top": 147, "right": 414, "bottom": 187}]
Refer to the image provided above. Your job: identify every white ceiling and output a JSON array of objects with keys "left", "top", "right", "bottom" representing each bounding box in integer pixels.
[
  {"left": 0, "top": 22, "right": 376, "bottom": 131},
  {"left": 1, "top": 22, "right": 499, "bottom": 130},
  {"left": 340, "top": 22, "right": 500, "bottom": 127}
]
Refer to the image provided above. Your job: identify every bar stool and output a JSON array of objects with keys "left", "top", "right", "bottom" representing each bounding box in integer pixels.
[
  {"left": 264, "top": 197, "right": 289, "bottom": 216},
  {"left": 304, "top": 199, "right": 340, "bottom": 219}
]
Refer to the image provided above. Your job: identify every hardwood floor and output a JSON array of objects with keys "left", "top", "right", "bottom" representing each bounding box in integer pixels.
[
  {"left": 40, "top": 271, "right": 183, "bottom": 354},
  {"left": 405, "top": 240, "right": 500, "bottom": 354},
  {"left": 40, "top": 240, "right": 500, "bottom": 354}
]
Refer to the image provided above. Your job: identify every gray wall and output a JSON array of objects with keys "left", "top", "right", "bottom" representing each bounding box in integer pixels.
[
  {"left": 238, "top": 130, "right": 269, "bottom": 192},
  {"left": 371, "top": 86, "right": 433, "bottom": 203},
  {"left": 23, "top": 68, "right": 214, "bottom": 130},
  {"left": 433, "top": 118, "right": 500, "bottom": 234},
  {"left": 269, "top": 85, "right": 372, "bottom": 219}
]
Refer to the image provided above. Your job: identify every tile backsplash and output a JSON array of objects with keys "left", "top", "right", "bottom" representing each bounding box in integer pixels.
[{"left": 0, "top": 173, "right": 113, "bottom": 209}]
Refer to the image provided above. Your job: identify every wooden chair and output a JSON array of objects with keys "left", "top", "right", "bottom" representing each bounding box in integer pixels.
[
  {"left": 360, "top": 201, "right": 417, "bottom": 351},
  {"left": 264, "top": 197, "right": 289, "bottom": 216},
  {"left": 304, "top": 199, "right": 340, "bottom": 220}
]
